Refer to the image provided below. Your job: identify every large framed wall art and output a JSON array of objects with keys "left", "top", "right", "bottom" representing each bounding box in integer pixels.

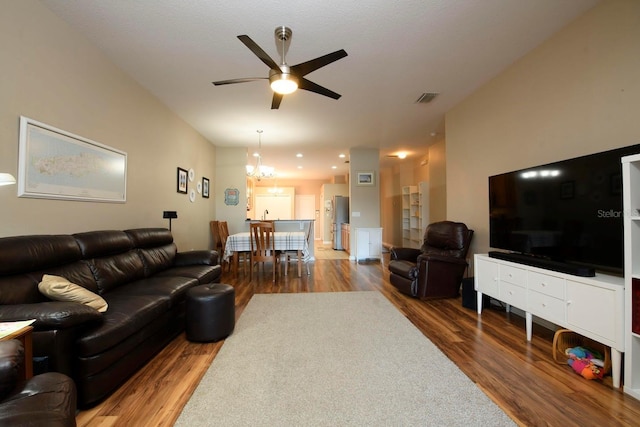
[{"left": 18, "top": 116, "right": 127, "bottom": 203}]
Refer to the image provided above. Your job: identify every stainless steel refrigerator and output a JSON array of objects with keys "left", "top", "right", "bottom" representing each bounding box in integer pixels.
[{"left": 331, "top": 196, "right": 349, "bottom": 250}]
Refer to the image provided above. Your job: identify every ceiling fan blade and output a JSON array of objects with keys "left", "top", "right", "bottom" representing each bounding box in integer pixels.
[
  {"left": 271, "top": 93, "right": 283, "bottom": 109},
  {"left": 299, "top": 78, "right": 341, "bottom": 100},
  {"left": 291, "top": 49, "right": 348, "bottom": 76},
  {"left": 212, "top": 77, "right": 267, "bottom": 86},
  {"left": 237, "top": 35, "right": 282, "bottom": 73}
]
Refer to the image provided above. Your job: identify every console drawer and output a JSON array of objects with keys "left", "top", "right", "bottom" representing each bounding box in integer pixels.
[
  {"left": 528, "top": 271, "right": 565, "bottom": 299},
  {"left": 499, "top": 281, "right": 526, "bottom": 308},
  {"left": 499, "top": 264, "right": 526, "bottom": 287},
  {"left": 528, "top": 290, "right": 565, "bottom": 325}
]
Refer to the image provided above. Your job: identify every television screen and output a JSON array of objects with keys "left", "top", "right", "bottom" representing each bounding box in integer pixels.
[{"left": 489, "top": 144, "right": 640, "bottom": 275}]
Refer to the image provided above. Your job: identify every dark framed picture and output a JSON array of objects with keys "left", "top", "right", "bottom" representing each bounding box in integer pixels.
[
  {"left": 177, "top": 167, "right": 188, "bottom": 194},
  {"left": 202, "top": 177, "right": 210, "bottom": 198}
]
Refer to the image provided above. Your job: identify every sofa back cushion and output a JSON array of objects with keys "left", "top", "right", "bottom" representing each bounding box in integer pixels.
[
  {"left": 0, "top": 235, "right": 80, "bottom": 276},
  {"left": 0, "top": 235, "right": 99, "bottom": 304},
  {"left": 125, "top": 228, "right": 177, "bottom": 276},
  {"left": 422, "top": 221, "right": 473, "bottom": 259},
  {"left": 73, "top": 231, "right": 144, "bottom": 294}
]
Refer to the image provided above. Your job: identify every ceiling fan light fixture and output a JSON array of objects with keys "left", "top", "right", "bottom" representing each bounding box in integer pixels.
[{"left": 269, "top": 73, "right": 298, "bottom": 95}]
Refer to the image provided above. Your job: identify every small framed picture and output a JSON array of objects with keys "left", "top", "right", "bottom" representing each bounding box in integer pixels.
[
  {"left": 202, "top": 177, "right": 210, "bottom": 198},
  {"left": 356, "top": 171, "right": 375, "bottom": 186},
  {"left": 177, "top": 167, "right": 188, "bottom": 194}
]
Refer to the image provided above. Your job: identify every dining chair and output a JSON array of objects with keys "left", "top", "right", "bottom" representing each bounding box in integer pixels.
[
  {"left": 218, "top": 221, "right": 249, "bottom": 274},
  {"left": 210, "top": 220, "right": 220, "bottom": 252},
  {"left": 282, "top": 223, "right": 312, "bottom": 276},
  {"left": 249, "top": 221, "right": 280, "bottom": 282},
  {"left": 217, "top": 221, "right": 231, "bottom": 272}
]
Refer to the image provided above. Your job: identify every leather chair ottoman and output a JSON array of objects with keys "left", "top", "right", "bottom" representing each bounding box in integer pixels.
[{"left": 186, "top": 284, "right": 235, "bottom": 342}]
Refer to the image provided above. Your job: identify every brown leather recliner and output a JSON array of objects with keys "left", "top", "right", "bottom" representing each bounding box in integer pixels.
[
  {"left": 389, "top": 221, "right": 473, "bottom": 299},
  {"left": 0, "top": 339, "right": 77, "bottom": 426}
]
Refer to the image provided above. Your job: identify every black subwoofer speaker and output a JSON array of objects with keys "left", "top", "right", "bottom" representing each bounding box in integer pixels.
[{"left": 461, "top": 277, "right": 490, "bottom": 310}]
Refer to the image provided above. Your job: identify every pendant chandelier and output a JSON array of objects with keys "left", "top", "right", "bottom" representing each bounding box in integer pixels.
[{"left": 246, "top": 130, "right": 275, "bottom": 180}]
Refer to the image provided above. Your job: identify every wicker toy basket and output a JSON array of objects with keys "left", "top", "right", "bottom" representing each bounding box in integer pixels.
[{"left": 552, "top": 329, "right": 611, "bottom": 374}]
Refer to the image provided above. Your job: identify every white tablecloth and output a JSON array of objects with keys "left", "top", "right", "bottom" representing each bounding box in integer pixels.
[{"left": 223, "top": 231, "right": 310, "bottom": 261}]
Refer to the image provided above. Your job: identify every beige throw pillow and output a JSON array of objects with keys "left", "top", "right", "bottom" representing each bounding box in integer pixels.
[{"left": 38, "top": 274, "right": 108, "bottom": 313}]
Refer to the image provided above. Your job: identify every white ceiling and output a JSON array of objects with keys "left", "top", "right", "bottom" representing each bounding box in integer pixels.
[{"left": 40, "top": 0, "right": 599, "bottom": 181}]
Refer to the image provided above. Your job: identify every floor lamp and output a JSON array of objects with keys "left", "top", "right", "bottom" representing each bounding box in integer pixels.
[{"left": 163, "top": 211, "right": 178, "bottom": 231}]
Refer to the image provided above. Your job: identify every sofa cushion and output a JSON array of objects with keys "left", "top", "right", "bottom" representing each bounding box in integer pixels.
[
  {"left": 85, "top": 252, "right": 145, "bottom": 294},
  {"left": 109, "top": 276, "right": 198, "bottom": 307},
  {"left": 136, "top": 244, "right": 177, "bottom": 276},
  {"left": 0, "top": 235, "right": 80, "bottom": 276},
  {"left": 422, "top": 221, "right": 470, "bottom": 258},
  {"left": 155, "top": 264, "right": 221, "bottom": 285},
  {"left": 75, "top": 294, "right": 170, "bottom": 357},
  {"left": 124, "top": 228, "right": 173, "bottom": 248},
  {"left": 38, "top": 275, "right": 108, "bottom": 313},
  {"left": 74, "top": 230, "right": 146, "bottom": 294},
  {"left": 73, "top": 230, "right": 133, "bottom": 259}
]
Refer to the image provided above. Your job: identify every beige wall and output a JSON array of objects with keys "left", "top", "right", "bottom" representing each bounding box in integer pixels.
[
  {"left": 446, "top": 0, "right": 640, "bottom": 264},
  {"left": 380, "top": 139, "right": 447, "bottom": 248},
  {"left": 427, "top": 140, "right": 447, "bottom": 222},
  {"left": 0, "top": 1, "right": 217, "bottom": 250},
  {"left": 214, "top": 147, "right": 247, "bottom": 235}
]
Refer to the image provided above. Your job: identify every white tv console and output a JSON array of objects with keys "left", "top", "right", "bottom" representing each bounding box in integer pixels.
[{"left": 474, "top": 253, "right": 625, "bottom": 388}]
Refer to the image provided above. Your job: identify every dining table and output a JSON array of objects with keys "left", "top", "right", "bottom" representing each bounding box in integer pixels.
[{"left": 223, "top": 231, "right": 310, "bottom": 277}]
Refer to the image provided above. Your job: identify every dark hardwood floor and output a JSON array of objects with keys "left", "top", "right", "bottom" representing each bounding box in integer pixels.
[{"left": 76, "top": 252, "right": 640, "bottom": 426}]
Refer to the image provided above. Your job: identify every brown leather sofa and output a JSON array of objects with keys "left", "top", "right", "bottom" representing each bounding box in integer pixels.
[
  {"left": 389, "top": 221, "right": 473, "bottom": 299},
  {"left": 0, "top": 339, "right": 77, "bottom": 426},
  {"left": 0, "top": 228, "right": 222, "bottom": 407}
]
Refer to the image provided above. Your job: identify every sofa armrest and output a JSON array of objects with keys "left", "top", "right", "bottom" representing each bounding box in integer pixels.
[
  {"left": 390, "top": 247, "right": 422, "bottom": 262},
  {"left": 175, "top": 249, "right": 219, "bottom": 266},
  {"left": 0, "top": 302, "right": 103, "bottom": 330},
  {"left": 0, "top": 340, "right": 22, "bottom": 400}
]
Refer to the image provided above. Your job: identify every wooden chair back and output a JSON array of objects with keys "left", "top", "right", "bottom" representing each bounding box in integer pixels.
[
  {"left": 250, "top": 221, "right": 279, "bottom": 281},
  {"left": 218, "top": 221, "right": 230, "bottom": 271},
  {"left": 210, "top": 220, "right": 220, "bottom": 251},
  {"left": 283, "top": 222, "right": 312, "bottom": 276}
]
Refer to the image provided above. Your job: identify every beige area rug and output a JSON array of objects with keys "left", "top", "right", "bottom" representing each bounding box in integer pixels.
[{"left": 175, "top": 292, "right": 515, "bottom": 426}]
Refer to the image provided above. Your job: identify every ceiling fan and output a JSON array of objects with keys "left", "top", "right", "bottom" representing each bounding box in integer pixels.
[{"left": 212, "top": 26, "right": 348, "bottom": 109}]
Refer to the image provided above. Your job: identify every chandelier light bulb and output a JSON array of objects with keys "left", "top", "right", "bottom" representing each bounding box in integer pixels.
[{"left": 247, "top": 130, "right": 276, "bottom": 180}]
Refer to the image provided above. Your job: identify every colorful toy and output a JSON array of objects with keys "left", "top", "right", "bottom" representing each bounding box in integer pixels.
[{"left": 565, "top": 346, "right": 605, "bottom": 380}]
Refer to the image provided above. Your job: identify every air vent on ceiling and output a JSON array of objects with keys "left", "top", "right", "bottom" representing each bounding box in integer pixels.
[{"left": 416, "top": 92, "right": 439, "bottom": 104}]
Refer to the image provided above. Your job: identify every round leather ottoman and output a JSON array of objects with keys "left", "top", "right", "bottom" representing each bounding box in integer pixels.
[{"left": 186, "top": 283, "right": 235, "bottom": 342}]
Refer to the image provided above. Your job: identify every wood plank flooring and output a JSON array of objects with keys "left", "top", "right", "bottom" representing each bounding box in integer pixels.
[{"left": 76, "top": 252, "right": 640, "bottom": 426}]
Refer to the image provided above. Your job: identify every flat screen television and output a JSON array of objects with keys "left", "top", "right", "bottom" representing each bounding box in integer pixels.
[{"left": 488, "top": 144, "right": 640, "bottom": 276}]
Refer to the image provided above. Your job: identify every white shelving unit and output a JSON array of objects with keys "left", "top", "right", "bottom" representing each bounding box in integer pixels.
[
  {"left": 401, "top": 183, "right": 428, "bottom": 249},
  {"left": 409, "top": 186, "right": 421, "bottom": 246},
  {"left": 401, "top": 186, "right": 414, "bottom": 247},
  {"left": 417, "top": 181, "right": 429, "bottom": 243},
  {"left": 623, "top": 154, "right": 640, "bottom": 399}
]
